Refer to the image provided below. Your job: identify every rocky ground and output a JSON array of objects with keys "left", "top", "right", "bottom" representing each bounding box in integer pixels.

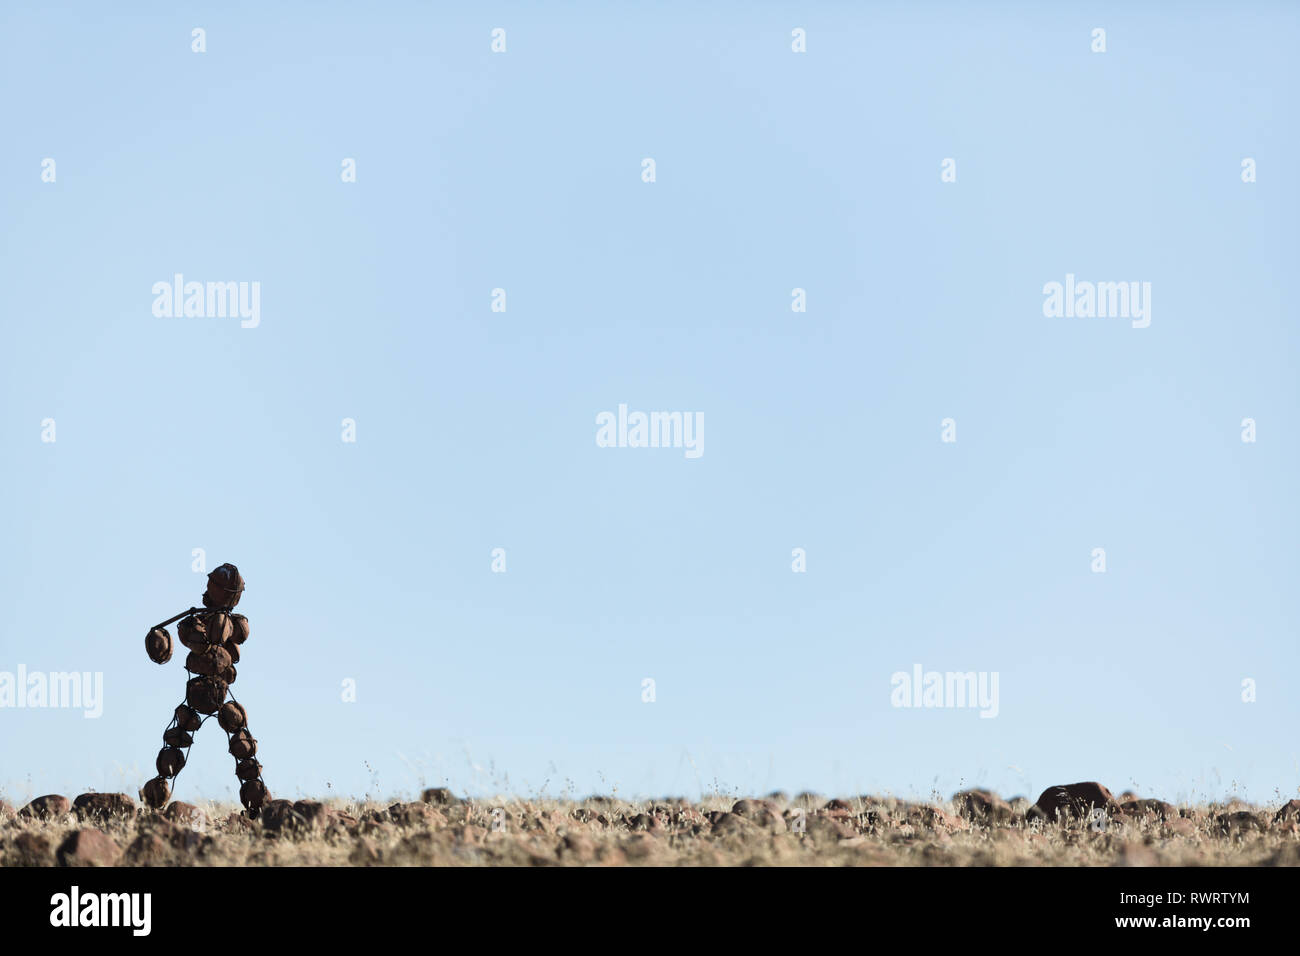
[{"left": 3, "top": 782, "right": 1299, "bottom": 866}]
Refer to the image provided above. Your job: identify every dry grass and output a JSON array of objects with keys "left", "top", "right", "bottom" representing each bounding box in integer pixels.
[{"left": 4, "top": 791, "right": 1299, "bottom": 866}]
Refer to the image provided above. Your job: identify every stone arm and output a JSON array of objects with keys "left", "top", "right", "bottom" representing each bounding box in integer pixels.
[{"left": 143, "top": 606, "right": 204, "bottom": 665}]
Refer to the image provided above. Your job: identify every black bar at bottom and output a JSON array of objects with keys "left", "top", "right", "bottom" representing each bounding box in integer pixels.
[{"left": 0, "top": 864, "right": 1276, "bottom": 943}]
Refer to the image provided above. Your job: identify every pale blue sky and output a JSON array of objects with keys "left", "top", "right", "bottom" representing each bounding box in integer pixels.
[{"left": 2, "top": 1, "right": 1297, "bottom": 806}]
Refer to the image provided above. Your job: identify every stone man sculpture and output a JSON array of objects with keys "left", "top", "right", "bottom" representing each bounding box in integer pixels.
[{"left": 141, "top": 563, "right": 269, "bottom": 814}]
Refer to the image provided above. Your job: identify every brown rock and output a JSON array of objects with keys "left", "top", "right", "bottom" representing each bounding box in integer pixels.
[
  {"left": 145, "top": 627, "right": 173, "bottom": 664},
  {"left": 806, "top": 815, "right": 856, "bottom": 842},
  {"left": 235, "top": 758, "right": 262, "bottom": 782},
  {"left": 220, "top": 664, "right": 237, "bottom": 685},
  {"left": 176, "top": 614, "right": 208, "bottom": 651},
  {"left": 259, "top": 799, "right": 303, "bottom": 834},
  {"left": 204, "top": 611, "right": 234, "bottom": 645},
  {"left": 328, "top": 812, "right": 360, "bottom": 836},
  {"left": 186, "top": 675, "right": 227, "bottom": 714},
  {"left": 123, "top": 833, "right": 172, "bottom": 865},
  {"left": 675, "top": 806, "right": 706, "bottom": 827},
  {"left": 224, "top": 641, "right": 241, "bottom": 664},
  {"left": 156, "top": 747, "right": 185, "bottom": 778},
  {"left": 73, "top": 792, "right": 136, "bottom": 822},
  {"left": 259, "top": 800, "right": 338, "bottom": 835},
  {"left": 174, "top": 704, "right": 202, "bottom": 732},
  {"left": 292, "top": 800, "right": 332, "bottom": 829},
  {"left": 522, "top": 808, "right": 566, "bottom": 834},
  {"left": 954, "top": 789, "right": 1014, "bottom": 825},
  {"left": 162, "top": 727, "right": 193, "bottom": 748},
  {"left": 185, "top": 644, "right": 232, "bottom": 677},
  {"left": 420, "top": 787, "right": 459, "bottom": 806},
  {"left": 729, "top": 798, "right": 786, "bottom": 831},
  {"left": 57, "top": 828, "right": 121, "bottom": 867},
  {"left": 202, "top": 563, "right": 245, "bottom": 609},
  {"left": 229, "top": 614, "right": 250, "bottom": 644},
  {"left": 1217, "top": 810, "right": 1265, "bottom": 835},
  {"left": 19, "top": 794, "right": 71, "bottom": 820},
  {"left": 218, "top": 700, "right": 247, "bottom": 732},
  {"left": 162, "top": 802, "right": 206, "bottom": 827},
  {"left": 626, "top": 812, "right": 659, "bottom": 832},
  {"left": 1120, "top": 798, "right": 1176, "bottom": 821},
  {"left": 1033, "top": 782, "right": 1121, "bottom": 824},
  {"left": 228, "top": 729, "right": 257, "bottom": 760},
  {"left": 909, "top": 805, "right": 966, "bottom": 831},
  {"left": 225, "top": 811, "right": 256, "bottom": 832},
  {"left": 1273, "top": 799, "right": 1300, "bottom": 825},
  {"left": 6, "top": 832, "right": 54, "bottom": 865},
  {"left": 140, "top": 777, "right": 170, "bottom": 810},
  {"left": 239, "top": 779, "right": 269, "bottom": 812},
  {"left": 732, "top": 797, "right": 772, "bottom": 816},
  {"left": 148, "top": 819, "right": 207, "bottom": 855},
  {"left": 388, "top": 802, "right": 446, "bottom": 828}
]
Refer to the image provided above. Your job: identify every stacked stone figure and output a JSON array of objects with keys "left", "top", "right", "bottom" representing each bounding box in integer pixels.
[{"left": 141, "top": 563, "right": 270, "bottom": 815}]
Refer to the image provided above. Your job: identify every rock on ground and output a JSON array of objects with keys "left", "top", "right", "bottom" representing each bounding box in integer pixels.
[
  {"left": 57, "top": 828, "right": 122, "bottom": 867},
  {"left": 73, "top": 792, "right": 136, "bottom": 822},
  {"left": 18, "top": 794, "right": 71, "bottom": 821},
  {"left": 1031, "top": 782, "right": 1122, "bottom": 823}
]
